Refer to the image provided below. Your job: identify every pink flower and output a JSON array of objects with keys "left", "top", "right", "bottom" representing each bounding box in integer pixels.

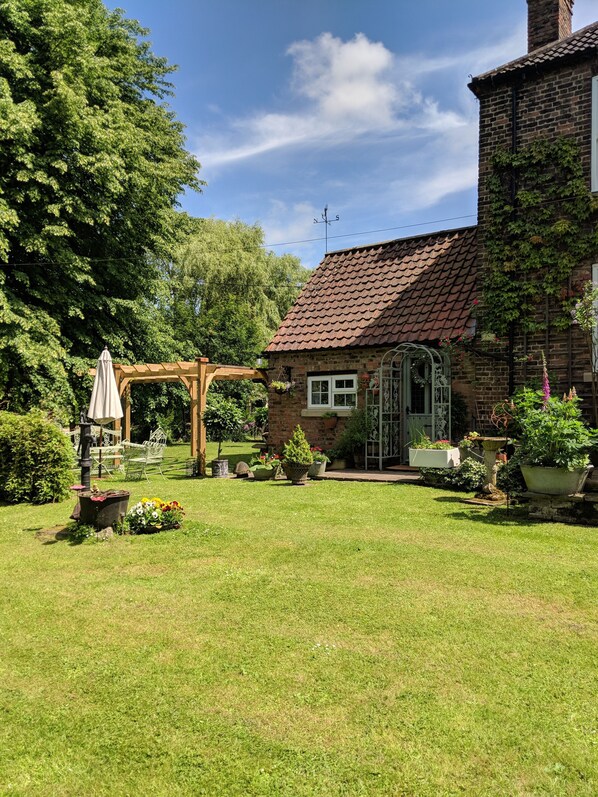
[{"left": 541, "top": 352, "right": 550, "bottom": 407}]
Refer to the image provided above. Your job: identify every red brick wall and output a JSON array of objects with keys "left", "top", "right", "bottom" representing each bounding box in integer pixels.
[
  {"left": 474, "top": 55, "right": 598, "bottom": 422},
  {"left": 267, "top": 347, "right": 479, "bottom": 450},
  {"left": 527, "top": 0, "right": 573, "bottom": 52}
]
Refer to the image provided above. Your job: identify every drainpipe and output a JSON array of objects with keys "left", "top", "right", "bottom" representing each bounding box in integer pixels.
[{"left": 508, "top": 85, "right": 519, "bottom": 396}]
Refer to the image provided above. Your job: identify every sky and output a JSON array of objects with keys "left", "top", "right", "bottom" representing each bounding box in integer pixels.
[{"left": 106, "top": 0, "right": 597, "bottom": 269}]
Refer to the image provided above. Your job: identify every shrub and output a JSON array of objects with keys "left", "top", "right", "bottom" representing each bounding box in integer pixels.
[
  {"left": 0, "top": 410, "right": 74, "bottom": 503},
  {"left": 283, "top": 425, "right": 313, "bottom": 465},
  {"left": 420, "top": 459, "right": 486, "bottom": 492},
  {"left": 335, "top": 408, "right": 372, "bottom": 460},
  {"left": 202, "top": 395, "right": 244, "bottom": 458}
]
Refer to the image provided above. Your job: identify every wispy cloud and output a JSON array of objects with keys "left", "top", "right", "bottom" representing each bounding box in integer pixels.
[{"left": 198, "top": 31, "right": 478, "bottom": 169}]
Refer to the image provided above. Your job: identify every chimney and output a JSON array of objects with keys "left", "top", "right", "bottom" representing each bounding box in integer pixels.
[{"left": 527, "top": 0, "right": 574, "bottom": 52}]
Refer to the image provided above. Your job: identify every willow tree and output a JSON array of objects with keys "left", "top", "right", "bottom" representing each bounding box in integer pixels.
[{"left": 0, "top": 0, "right": 202, "bottom": 417}]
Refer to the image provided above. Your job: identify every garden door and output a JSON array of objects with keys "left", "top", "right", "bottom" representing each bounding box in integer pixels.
[{"left": 365, "top": 344, "right": 451, "bottom": 469}]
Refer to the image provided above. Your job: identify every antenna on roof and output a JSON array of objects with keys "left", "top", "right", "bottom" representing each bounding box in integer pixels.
[{"left": 313, "top": 205, "right": 340, "bottom": 254}]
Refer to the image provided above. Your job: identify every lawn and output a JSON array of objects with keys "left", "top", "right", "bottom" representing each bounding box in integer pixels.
[{"left": 1, "top": 442, "right": 597, "bottom": 796}]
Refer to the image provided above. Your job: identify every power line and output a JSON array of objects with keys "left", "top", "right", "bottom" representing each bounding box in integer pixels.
[{"left": 2, "top": 190, "right": 595, "bottom": 267}]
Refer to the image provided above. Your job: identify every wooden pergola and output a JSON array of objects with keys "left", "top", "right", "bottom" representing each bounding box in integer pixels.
[{"left": 111, "top": 357, "right": 267, "bottom": 475}]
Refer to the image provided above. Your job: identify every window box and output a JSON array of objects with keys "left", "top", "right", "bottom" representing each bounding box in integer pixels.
[{"left": 408, "top": 448, "right": 460, "bottom": 468}]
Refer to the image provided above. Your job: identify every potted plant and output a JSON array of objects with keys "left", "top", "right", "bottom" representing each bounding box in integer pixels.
[
  {"left": 308, "top": 447, "right": 330, "bottom": 479},
  {"left": 121, "top": 496, "right": 184, "bottom": 534},
  {"left": 270, "top": 380, "right": 295, "bottom": 395},
  {"left": 322, "top": 411, "right": 338, "bottom": 430},
  {"left": 327, "top": 448, "right": 346, "bottom": 470},
  {"left": 334, "top": 408, "right": 372, "bottom": 468},
  {"left": 250, "top": 452, "right": 281, "bottom": 480},
  {"left": 408, "top": 430, "right": 460, "bottom": 468},
  {"left": 516, "top": 388, "right": 596, "bottom": 495},
  {"left": 202, "top": 395, "right": 244, "bottom": 478},
  {"left": 282, "top": 425, "right": 314, "bottom": 484}
]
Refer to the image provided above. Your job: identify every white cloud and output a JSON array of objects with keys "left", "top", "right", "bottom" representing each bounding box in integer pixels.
[{"left": 198, "top": 32, "right": 472, "bottom": 169}]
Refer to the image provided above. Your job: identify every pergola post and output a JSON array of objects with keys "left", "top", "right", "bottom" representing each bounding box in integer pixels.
[
  {"left": 197, "top": 357, "right": 208, "bottom": 475},
  {"left": 123, "top": 386, "right": 131, "bottom": 441}
]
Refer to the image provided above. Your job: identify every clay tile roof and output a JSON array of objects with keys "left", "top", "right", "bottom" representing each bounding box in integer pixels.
[
  {"left": 266, "top": 226, "right": 478, "bottom": 353},
  {"left": 469, "top": 21, "right": 598, "bottom": 94}
]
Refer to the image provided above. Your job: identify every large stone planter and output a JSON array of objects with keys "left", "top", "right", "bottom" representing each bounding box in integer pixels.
[
  {"left": 409, "top": 448, "right": 460, "bottom": 468},
  {"left": 521, "top": 465, "right": 590, "bottom": 496},
  {"left": 283, "top": 463, "right": 311, "bottom": 485},
  {"left": 252, "top": 466, "right": 276, "bottom": 481}
]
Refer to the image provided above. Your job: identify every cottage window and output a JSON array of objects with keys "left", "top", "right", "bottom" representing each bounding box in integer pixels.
[
  {"left": 307, "top": 374, "right": 357, "bottom": 409},
  {"left": 592, "top": 76, "right": 598, "bottom": 192}
]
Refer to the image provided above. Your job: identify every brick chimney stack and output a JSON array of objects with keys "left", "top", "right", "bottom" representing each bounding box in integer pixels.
[{"left": 527, "top": 0, "right": 574, "bottom": 52}]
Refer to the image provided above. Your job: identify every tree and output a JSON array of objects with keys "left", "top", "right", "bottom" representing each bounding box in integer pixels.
[
  {"left": 162, "top": 218, "right": 308, "bottom": 365},
  {"left": 0, "top": 0, "right": 202, "bottom": 416}
]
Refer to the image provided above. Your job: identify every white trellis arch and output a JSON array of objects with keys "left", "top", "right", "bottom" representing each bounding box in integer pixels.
[{"left": 365, "top": 343, "right": 451, "bottom": 470}]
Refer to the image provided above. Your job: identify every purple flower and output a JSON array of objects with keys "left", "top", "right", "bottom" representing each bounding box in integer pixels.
[{"left": 541, "top": 352, "right": 550, "bottom": 407}]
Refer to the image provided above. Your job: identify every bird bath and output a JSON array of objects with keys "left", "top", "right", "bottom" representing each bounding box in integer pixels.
[{"left": 473, "top": 437, "right": 508, "bottom": 503}]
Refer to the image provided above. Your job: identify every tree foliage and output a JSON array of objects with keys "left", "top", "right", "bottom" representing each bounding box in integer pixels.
[
  {"left": 483, "top": 138, "right": 598, "bottom": 336},
  {"left": 162, "top": 218, "right": 307, "bottom": 366},
  {"left": 0, "top": 0, "right": 201, "bottom": 415}
]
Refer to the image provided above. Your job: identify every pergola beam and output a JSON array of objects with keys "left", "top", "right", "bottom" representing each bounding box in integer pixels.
[{"left": 105, "top": 357, "right": 268, "bottom": 475}]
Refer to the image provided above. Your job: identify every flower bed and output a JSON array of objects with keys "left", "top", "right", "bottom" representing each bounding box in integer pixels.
[{"left": 122, "top": 497, "right": 184, "bottom": 534}]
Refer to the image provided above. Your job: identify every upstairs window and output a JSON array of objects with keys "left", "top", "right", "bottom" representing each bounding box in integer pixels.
[
  {"left": 592, "top": 76, "right": 598, "bottom": 192},
  {"left": 307, "top": 374, "right": 357, "bottom": 409}
]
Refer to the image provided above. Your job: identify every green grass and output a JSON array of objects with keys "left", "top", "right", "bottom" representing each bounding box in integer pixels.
[{"left": 1, "top": 442, "right": 597, "bottom": 795}]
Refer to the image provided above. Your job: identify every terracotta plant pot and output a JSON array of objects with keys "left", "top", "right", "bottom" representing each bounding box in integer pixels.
[
  {"left": 323, "top": 416, "right": 338, "bottom": 430},
  {"left": 283, "top": 462, "right": 311, "bottom": 485}
]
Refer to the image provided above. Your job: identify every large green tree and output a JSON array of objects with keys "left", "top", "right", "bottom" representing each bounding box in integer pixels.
[
  {"left": 0, "top": 0, "right": 201, "bottom": 417},
  {"left": 162, "top": 217, "right": 307, "bottom": 366}
]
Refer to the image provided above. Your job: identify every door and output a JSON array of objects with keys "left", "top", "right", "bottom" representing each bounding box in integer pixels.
[{"left": 403, "top": 356, "right": 433, "bottom": 457}]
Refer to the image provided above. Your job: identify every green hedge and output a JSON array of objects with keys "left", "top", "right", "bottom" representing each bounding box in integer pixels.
[{"left": 0, "top": 410, "right": 74, "bottom": 504}]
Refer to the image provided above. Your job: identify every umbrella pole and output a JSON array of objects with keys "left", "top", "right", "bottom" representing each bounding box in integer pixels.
[{"left": 99, "top": 427, "right": 103, "bottom": 479}]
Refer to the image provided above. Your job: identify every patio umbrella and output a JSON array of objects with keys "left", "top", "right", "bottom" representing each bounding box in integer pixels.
[{"left": 88, "top": 347, "right": 123, "bottom": 477}]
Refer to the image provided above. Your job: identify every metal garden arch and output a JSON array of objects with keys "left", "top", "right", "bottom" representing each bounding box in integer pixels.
[{"left": 365, "top": 343, "right": 451, "bottom": 470}]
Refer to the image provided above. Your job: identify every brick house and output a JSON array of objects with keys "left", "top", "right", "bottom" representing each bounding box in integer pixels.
[{"left": 266, "top": 0, "right": 598, "bottom": 463}]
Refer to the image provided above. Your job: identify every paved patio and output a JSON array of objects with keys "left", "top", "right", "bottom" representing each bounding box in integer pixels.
[{"left": 321, "top": 468, "right": 422, "bottom": 483}]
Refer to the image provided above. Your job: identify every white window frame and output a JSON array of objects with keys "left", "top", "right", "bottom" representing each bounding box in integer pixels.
[
  {"left": 592, "top": 76, "right": 598, "bottom": 193},
  {"left": 307, "top": 373, "right": 357, "bottom": 410}
]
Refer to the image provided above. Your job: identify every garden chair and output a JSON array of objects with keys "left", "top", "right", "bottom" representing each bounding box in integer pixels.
[{"left": 122, "top": 441, "right": 150, "bottom": 481}]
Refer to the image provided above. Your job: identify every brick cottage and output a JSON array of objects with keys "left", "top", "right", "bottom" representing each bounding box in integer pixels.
[{"left": 266, "top": 0, "right": 598, "bottom": 464}]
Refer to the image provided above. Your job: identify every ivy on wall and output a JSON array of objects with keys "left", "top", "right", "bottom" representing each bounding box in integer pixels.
[{"left": 483, "top": 138, "right": 598, "bottom": 336}]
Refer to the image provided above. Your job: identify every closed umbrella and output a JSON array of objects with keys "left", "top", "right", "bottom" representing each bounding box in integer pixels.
[{"left": 88, "top": 347, "right": 123, "bottom": 477}]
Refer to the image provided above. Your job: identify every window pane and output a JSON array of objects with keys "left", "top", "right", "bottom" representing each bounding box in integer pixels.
[
  {"left": 333, "top": 392, "right": 356, "bottom": 407},
  {"left": 334, "top": 378, "right": 354, "bottom": 390},
  {"left": 310, "top": 380, "right": 329, "bottom": 405}
]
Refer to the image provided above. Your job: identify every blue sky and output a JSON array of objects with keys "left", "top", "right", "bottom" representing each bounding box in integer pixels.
[{"left": 107, "top": 0, "right": 597, "bottom": 268}]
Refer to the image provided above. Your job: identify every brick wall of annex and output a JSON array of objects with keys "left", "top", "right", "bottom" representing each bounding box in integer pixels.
[
  {"left": 474, "top": 55, "right": 598, "bottom": 423},
  {"left": 267, "top": 347, "right": 483, "bottom": 451}
]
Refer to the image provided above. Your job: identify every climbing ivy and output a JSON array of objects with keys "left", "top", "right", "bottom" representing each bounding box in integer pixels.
[{"left": 483, "top": 138, "right": 598, "bottom": 336}]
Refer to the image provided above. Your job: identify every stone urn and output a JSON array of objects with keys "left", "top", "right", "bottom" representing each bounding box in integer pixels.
[{"left": 283, "top": 462, "right": 311, "bottom": 485}]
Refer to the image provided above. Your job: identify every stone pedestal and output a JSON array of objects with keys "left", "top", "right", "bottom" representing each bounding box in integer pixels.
[{"left": 474, "top": 437, "right": 508, "bottom": 503}]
